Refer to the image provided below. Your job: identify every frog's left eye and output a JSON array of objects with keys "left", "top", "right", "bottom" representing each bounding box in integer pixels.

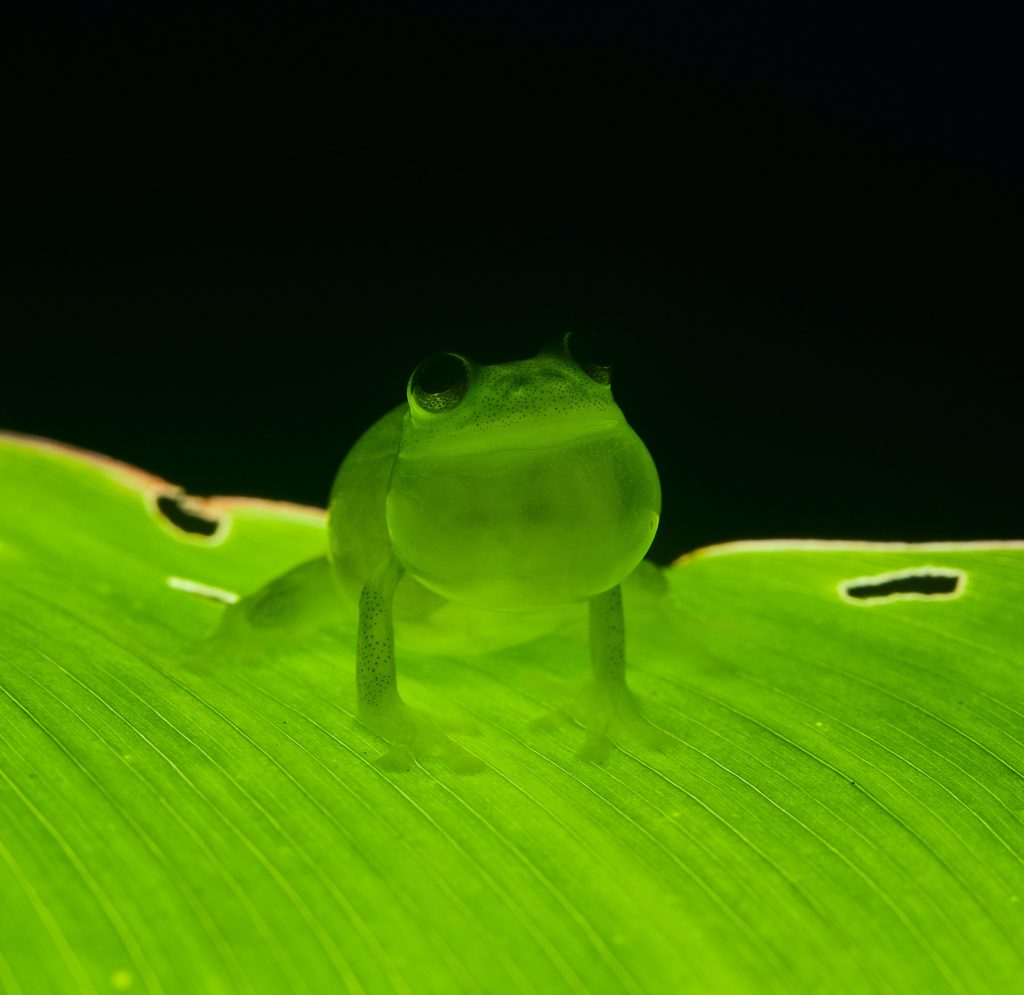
[{"left": 409, "top": 352, "right": 473, "bottom": 413}]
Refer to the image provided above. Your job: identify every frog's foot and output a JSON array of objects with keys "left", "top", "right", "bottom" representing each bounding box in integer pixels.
[
  {"left": 534, "top": 679, "right": 669, "bottom": 763},
  {"left": 358, "top": 699, "right": 486, "bottom": 774}
]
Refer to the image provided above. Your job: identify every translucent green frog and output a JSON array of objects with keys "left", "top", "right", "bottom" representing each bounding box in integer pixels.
[
  {"left": 328, "top": 333, "right": 662, "bottom": 769},
  {"left": 225, "top": 334, "right": 662, "bottom": 770}
]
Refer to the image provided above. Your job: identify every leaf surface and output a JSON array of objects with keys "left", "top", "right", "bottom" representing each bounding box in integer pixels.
[{"left": 2, "top": 432, "right": 1022, "bottom": 994}]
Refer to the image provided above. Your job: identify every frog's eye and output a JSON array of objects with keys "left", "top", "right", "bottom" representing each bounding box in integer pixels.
[
  {"left": 409, "top": 352, "right": 473, "bottom": 413},
  {"left": 563, "top": 331, "right": 613, "bottom": 386}
]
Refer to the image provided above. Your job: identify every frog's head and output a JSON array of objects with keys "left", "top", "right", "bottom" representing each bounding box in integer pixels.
[{"left": 387, "top": 334, "right": 661, "bottom": 612}]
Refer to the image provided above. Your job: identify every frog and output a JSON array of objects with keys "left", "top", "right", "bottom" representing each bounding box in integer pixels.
[
  {"left": 326, "top": 330, "right": 664, "bottom": 768},
  {"left": 221, "top": 333, "right": 663, "bottom": 771}
]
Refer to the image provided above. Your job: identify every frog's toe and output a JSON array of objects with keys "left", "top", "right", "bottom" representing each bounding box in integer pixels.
[
  {"left": 541, "top": 679, "right": 669, "bottom": 762},
  {"left": 360, "top": 701, "right": 486, "bottom": 774},
  {"left": 530, "top": 708, "right": 570, "bottom": 734},
  {"left": 375, "top": 744, "right": 416, "bottom": 771},
  {"left": 572, "top": 716, "right": 669, "bottom": 763},
  {"left": 375, "top": 741, "right": 485, "bottom": 774},
  {"left": 575, "top": 729, "right": 614, "bottom": 764},
  {"left": 618, "top": 716, "right": 671, "bottom": 756},
  {"left": 438, "top": 743, "right": 488, "bottom": 774}
]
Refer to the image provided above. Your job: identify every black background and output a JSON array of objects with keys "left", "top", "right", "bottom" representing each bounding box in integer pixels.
[{"left": 4, "top": 4, "right": 1020, "bottom": 562}]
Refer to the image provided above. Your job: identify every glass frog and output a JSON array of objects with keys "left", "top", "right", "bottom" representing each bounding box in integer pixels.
[{"left": 326, "top": 333, "right": 663, "bottom": 770}]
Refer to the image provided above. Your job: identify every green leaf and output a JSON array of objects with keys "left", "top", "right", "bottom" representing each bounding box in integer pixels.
[{"left": 2, "top": 431, "right": 1023, "bottom": 995}]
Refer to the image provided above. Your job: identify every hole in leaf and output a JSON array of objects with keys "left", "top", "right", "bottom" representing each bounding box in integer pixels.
[
  {"left": 840, "top": 568, "right": 964, "bottom": 603},
  {"left": 156, "top": 494, "right": 220, "bottom": 537}
]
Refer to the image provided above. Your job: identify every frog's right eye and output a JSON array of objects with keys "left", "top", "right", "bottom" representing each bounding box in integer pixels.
[{"left": 408, "top": 352, "right": 473, "bottom": 413}]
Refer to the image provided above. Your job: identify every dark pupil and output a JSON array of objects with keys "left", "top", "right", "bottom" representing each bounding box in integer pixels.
[{"left": 418, "top": 355, "right": 465, "bottom": 394}]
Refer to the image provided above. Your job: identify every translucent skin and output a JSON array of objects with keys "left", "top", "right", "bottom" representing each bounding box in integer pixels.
[
  {"left": 327, "top": 338, "right": 663, "bottom": 769},
  {"left": 386, "top": 357, "right": 660, "bottom": 611}
]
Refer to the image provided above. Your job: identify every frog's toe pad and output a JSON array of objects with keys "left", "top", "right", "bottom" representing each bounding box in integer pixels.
[
  {"left": 537, "top": 681, "right": 669, "bottom": 762},
  {"left": 360, "top": 702, "right": 486, "bottom": 774}
]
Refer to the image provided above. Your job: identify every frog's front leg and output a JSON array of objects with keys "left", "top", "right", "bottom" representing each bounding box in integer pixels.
[
  {"left": 356, "top": 555, "right": 484, "bottom": 772},
  {"left": 546, "top": 584, "right": 668, "bottom": 762}
]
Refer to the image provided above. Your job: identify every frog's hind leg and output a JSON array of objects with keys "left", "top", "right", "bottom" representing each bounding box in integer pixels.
[
  {"left": 356, "top": 555, "right": 484, "bottom": 773},
  {"left": 186, "top": 556, "right": 344, "bottom": 670}
]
